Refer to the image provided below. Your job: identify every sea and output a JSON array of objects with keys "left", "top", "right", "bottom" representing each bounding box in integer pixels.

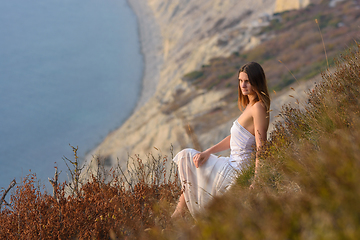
[{"left": 0, "top": 0, "right": 143, "bottom": 190}]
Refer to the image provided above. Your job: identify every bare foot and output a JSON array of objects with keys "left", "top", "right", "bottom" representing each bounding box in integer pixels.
[{"left": 171, "top": 208, "right": 184, "bottom": 219}]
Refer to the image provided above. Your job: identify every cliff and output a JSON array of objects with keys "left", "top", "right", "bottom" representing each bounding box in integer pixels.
[
  {"left": 84, "top": 0, "right": 358, "bottom": 174},
  {"left": 274, "top": 0, "right": 310, "bottom": 13},
  {"left": 83, "top": 0, "right": 280, "bottom": 172}
]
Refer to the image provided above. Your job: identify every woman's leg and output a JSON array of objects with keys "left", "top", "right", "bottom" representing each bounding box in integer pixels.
[{"left": 171, "top": 193, "right": 186, "bottom": 219}]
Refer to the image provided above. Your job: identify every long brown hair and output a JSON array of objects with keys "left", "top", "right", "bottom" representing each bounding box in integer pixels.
[{"left": 238, "top": 62, "right": 270, "bottom": 111}]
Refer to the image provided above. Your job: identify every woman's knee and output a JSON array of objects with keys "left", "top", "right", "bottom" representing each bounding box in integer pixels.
[
  {"left": 176, "top": 148, "right": 196, "bottom": 164},
  {"left": 182, "top": 148, "right": 198, "bottom": 157}
]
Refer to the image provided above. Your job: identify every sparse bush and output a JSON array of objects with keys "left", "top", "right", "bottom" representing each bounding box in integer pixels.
[
  {"left": 182, "top": 71, "right": 204, "bottom": 82},
  {"left": 0, "top": 149, "right": 181, "bottom": 239},
  {"left": 218, "top": 72, "right": 236, "bottom": 80}
]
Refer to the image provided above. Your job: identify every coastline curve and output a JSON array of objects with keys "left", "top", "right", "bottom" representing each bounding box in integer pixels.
[{"left": 127, "top": 0, "right": 163, "bottom": 109}]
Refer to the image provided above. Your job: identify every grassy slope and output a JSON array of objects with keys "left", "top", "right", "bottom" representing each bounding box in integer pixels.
[{"left": 157, "top": 45, "right": 360, "bottom": 240}]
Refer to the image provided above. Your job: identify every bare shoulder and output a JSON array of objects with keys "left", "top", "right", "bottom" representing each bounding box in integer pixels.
[
  {"left": 252, "top": 101, "right": 267, "bottom": 115},
  {"left": 252, "top": 101, "right": 269, "bottom": 132}
]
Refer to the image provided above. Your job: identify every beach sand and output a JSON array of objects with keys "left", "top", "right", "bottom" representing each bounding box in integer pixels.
[
  {"left": 127, "top": 0, "right": 163, "bottom": 109},
  {"left": 80, "top": 1, "right": 163, "bottom": 169}
]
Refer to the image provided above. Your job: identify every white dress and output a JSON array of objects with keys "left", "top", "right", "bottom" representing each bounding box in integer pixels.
[{"left": 173, "top": 120, "right": 256, "bottom": 217}]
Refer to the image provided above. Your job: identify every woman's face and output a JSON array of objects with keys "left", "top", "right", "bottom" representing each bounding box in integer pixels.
[{"left": 239, "top": 72, "right": 255, "bottom": 96}]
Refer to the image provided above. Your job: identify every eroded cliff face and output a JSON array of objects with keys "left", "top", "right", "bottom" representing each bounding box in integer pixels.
[
  {"left": 149, "top": 0, "right": 277, "bottom": 90},
  {"left": 84, "top": 0, "right": 314, "bottom": 174},
  {"left": 274, "top": 0, "right": 310, "bottom": 13}
]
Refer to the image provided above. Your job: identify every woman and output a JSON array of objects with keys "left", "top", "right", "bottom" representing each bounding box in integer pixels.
[{"left": 171, "top": 62, "right": 270, "bottom": 219}]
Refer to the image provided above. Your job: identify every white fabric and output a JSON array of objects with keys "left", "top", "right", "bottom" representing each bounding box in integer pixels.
[
  {"left": 173, "top": 120, "right": 256, "bottom": 218},
  {"left": 229, "top": 120, "right": 256, "bottom": 168}
]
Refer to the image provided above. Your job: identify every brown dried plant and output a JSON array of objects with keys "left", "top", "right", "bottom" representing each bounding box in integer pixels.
[{"left": 0, "top": 147, "right": 181, "bottom": 239}]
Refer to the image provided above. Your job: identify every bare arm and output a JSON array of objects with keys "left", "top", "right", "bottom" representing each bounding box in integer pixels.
[
  {"left": 252, "top": 102, "right": 269, "bottom": 181},
  {"left": 193, "top": 135, "right": 231, "bottom": 168},
  {"left": 206, "top": 135, "right": 231, "bottom": 154}
]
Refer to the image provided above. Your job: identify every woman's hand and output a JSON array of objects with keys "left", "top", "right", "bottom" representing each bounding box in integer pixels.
[
  {"left": 193, "top": 151, "right": 210, "bottom": 168},
  {"left": 192, "top": 135, "right": 231, "bottom": 168}
]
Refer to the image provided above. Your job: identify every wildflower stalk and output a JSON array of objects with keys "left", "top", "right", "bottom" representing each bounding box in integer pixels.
[
  {"left": 63, "top": 145, "right": 83, "bottom": 196},
  {"left": 0, "top": 178, "right": 16, "bottom": 210},
  {"left": 315, "top": 18, "right": 329, "bottom": 69}
]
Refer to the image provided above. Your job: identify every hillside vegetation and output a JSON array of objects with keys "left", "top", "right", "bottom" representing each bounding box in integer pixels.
[
  {"left": 183, "top": 0, "right": 360, "bottom": 94},
  {"left": 159, "top": 0, "right": 360, "bottom": 142},
  {"left": 1, "top": 1, "right": 360, "bottom": 239},
  {"left": 0, "top": 152, "right": 181, "bottom": 239},
  {"left": 0, "top": 45, "right": 359, "bottom": 239},
  {"left": 158, "top": 45, "right": 360, "bottom": 239}
]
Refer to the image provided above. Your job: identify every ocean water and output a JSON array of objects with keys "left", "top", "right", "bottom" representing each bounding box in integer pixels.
[{"left": 0, "top": 0, "right": 143, "bottom": 189}]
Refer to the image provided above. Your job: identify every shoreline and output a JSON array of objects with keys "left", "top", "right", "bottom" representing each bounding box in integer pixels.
[
  {"left": 126, "top": 0, "right": 163, "bottom": 110},
  {"left": 81, "top": 1, "right": 163, "bottom": 166}
]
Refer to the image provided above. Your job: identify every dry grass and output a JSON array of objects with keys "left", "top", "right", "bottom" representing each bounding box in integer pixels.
[
  {"left": 158, "top": 45, "right": 360, "bottom": 239},
  {"left": 0, "top": 150, "right": 181, "bottom": 239}
]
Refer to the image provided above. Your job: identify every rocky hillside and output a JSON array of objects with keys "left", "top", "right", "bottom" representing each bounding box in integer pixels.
[
  {"left": 83, "top": 0, "right": 359, "bottom": 174},
  {"left": 275, "top": 0, "right": 311, "bottom": 13}
]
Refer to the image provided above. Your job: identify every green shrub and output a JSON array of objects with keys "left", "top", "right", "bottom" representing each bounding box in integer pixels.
[
  {"left": 217, "top": 72, "right": 235, "bottom": 80},
  {"left": 183, "top": 71, "right": 204, "bottom": 81}
]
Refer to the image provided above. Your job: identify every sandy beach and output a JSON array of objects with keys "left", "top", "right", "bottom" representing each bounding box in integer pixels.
[
  {"left": 80, "top": 1, "right": 163, "bottom": 168},
  {"left": 127, "top": 0, "right": 163, "bottom": 109}
]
